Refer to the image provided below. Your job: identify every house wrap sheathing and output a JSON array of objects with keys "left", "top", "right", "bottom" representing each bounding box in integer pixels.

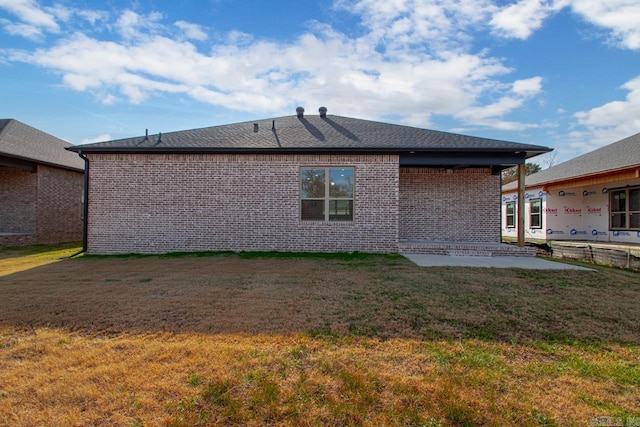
[{"left": 502, "top": 132, "right": 640, "bottom": 244}]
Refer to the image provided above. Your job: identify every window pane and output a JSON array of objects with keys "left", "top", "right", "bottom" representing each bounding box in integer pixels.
[
  {"left": 630, "top": 213, "right": 640, "bottom": 229},
  {"left": 506, "top": 202, "right": 515, "bottom": 228},
  {"left": 506, "top": 202, "right": 515, "bottom": 216},
  {"left": 630, "top": 189, "right": 640, "bottom": 211},
  {"left": 301, "top": 200, "right": 325, "bottom": 220},
  {"left": 611, "top": 213, "right": 626, "bottom": 229},
  {"left": 300, "top": 168, "right": 325, "bottom": 198},
  {"left": 611, "top": 191, "right": 626, "bottom": 212},
  {"left": 329, "top": 200, "right": 353, "bottom": 221},
  {"left": 329, "top": 168, "right": 354, "bottom": 198},
  {"left": 530, "top": 199, "right": 541, "bottom": 214},
  {"left": 529, "top": 199, "right": 541, "bottom": 228},
  {"left": 531, "top": 216, "right": 541, "bottom": 228}
]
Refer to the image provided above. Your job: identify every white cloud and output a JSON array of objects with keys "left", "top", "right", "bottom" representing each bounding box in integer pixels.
[
  {"left": 571, "top": 76, "right": 640, "bottom": 150},
  {"left": 0, "top": 0, "right": 58, "bottom": 31},
  {"left": 488, "top": 0, "right": 640, "bottom": 50},
  {"left": 490, "top": 0, "right": 566, "bottom": 39},
  {"left": 76, "top": 9, "right": 108, "bottom": 25},
  {"left": 79, "top": 134, "right": 112, "bottom": 144},
  {"left": 175, "top": 20, "right": 207, "bottom": 41},
  {"left": 1, "top": 20, "right": 43, "bottom": 39},
  {"left": 21, "top": 0, "right": 640, "bottom": 136},
  {"left": 7, "top": 9, "right": 523, "bottom": 124},
  {"left": 512, "top": 76, "right": 543, "bottom": 96},
  {"left": 454, "top": 77, "right": 544, "bottom": 130},
  {"left": 45, "top": 4, "right": 71, "bottom": 22},
  {"left": 336, "top": 0, "right": 494, "bottom": 51},
  {"left": 101, "top": 93, "right": 117, "bottom": 105},
  {"left": 569, "top": 0, "right": 640, "bottom": 49},
  {"left": 115, "top": 9, "right": 163, "bottom": 40},
  {"left": 0, "top": 0, "right": 62, "bottom": 39}
]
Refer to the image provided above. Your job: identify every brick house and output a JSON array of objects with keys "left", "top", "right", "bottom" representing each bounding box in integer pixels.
[
  {"left": 69, "top": 108, "right": 549, "bottom": 255},
  {"left": 1, "top": 119, "right": 85, "bottom": 247},
  {"left": 502, "top": 131, "right": 640, "bottom": 244}
]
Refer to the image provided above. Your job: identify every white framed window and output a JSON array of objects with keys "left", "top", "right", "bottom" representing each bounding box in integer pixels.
[
  {"left": 610, "top": 187, "right": 640, "bottom": 230},
  {"left": 529, "top": 198, "right": 542, "bottom": 229},
  {"left": 300, "top": 167, "right": 354, "bottom": 222},
  {"left": 505, "top": 201, "right": 516, "bottom": 228}
]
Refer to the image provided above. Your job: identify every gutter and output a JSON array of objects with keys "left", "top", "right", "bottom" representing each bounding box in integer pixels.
[{"left": 62, "top": 150, "right": 89, "bottom": 258}]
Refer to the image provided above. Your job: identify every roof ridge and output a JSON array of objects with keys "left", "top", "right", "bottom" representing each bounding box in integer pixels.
[{"left": 71, "top": 114, "right": 550, "bottom": 156}]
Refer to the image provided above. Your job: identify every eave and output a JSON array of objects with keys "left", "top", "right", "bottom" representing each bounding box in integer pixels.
[
  {"left": 0, "top": 154, "right": 83, "bottom": 173},
  {"left": 501, "top": 165, "right": 640, "bottom": 194},
  {"left": 542, "top": 166, "right": 640, "bottom": 192},
  {"left": 68, "top": 146, "right": 546, "bottom": 171}
]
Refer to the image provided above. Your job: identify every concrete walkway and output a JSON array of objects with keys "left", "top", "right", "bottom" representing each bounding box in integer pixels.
[{"left": 402, "top": 254, "right": 592, "bottom": 270}]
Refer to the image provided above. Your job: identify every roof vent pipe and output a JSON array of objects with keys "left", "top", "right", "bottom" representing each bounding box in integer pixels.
[
  {"left": 319, "top": 106, "right": 327, "bottom": 118},
  {"left": 254, "top": 123, "right": 258, "bottom": 132},
  {"left": 296, "top": 106, "right": 304, "bottom": 118}
]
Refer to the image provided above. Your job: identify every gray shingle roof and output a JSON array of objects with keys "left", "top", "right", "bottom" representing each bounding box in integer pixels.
[
  {"left": 503, "top": 131, "right": 640, "bottom": 191},
  {"left": 68, "top": 114, "right": 549, "bottom": 158},
  {"left": 0, "top": 119, "right": 84, "bottom": 171}
]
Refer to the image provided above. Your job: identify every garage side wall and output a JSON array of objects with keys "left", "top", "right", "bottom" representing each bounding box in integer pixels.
[
  {"left": 399, "top": 167, "right": 501, "bottom": 242},
  {"left": 0, "top": 167, "right": 36, "bottom": 234},
  {"left": 86, "top": 153, "right": 399, "bottom": 254},
  {"left": 36, "top": 165, "right": 84, "bottom": 244}
]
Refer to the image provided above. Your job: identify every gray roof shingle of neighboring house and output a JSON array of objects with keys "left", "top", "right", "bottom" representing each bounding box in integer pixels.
[
  {"left": 503, "top": 131, "right": 640, "bottom": 191},
  {"left": 68, "top": 113, "right": 550, "bottom": 158},
  {"left": 0, "top": 119, "right": 84, "bottom": 171}
]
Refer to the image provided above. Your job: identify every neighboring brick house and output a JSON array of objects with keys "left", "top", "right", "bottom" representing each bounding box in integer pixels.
[
  {"left": 1, "top": 119, "right": 85, "bottom": 247},
  {"left": 68, "top": 108, "right": 549, "bottom": 255},
  {"left": 502, "top": 131, "right": 640, "bottom": 244}
]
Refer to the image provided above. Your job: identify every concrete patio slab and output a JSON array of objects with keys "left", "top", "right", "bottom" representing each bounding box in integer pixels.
[{"left": 402, "top": 254, "right": 592, "bottom": 270}]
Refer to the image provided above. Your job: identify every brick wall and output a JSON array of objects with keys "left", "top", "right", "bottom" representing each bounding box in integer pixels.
[
  {"left": 86, "top": 153, "right": 399, "bottom": 254},
  {"left": 0, "top": 167, "right": 36, "bottom": 234},
  {"left": 36, "top": 165, "right": 84, "bottom": 244},
  {"left": 399, "top": 167, "right": 501, "bottom": 242},
  {"left": 0, "top": 165, "right": 83, "bottom": 247}
]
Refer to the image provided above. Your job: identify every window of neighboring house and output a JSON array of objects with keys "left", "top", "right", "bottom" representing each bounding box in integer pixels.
[
  {"left": 610, "top": 187, "right": 640, "bottom": 230},
  {"left": 529, "top": 198, "right": 542, "bottom": 229},
  {"left": 301, "top": 167, "right": 354, "bottom": 221},
  {"left": 505, "top": 201, "right": 516, "bottom": 228}
]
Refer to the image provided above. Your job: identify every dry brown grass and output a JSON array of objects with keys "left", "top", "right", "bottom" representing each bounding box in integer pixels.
[{"left": 1, "top": 245, "right": 639, "bottom": 426}]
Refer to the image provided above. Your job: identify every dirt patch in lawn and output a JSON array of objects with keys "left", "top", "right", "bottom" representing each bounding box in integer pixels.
[{"left": 1, "top": 250, "right": 639, "bottom": 344}]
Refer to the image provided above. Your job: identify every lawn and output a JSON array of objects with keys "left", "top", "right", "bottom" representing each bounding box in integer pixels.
[{"left": 0, "top": 244, "right": 639, "bottom": 426}]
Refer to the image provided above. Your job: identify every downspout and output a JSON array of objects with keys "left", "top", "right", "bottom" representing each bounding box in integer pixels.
[{"left": 62, "top": 150, "right": 89, "bottom": 258}]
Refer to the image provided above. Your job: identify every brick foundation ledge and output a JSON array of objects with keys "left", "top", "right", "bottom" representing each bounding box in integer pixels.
[
  {"left": 398, "top": 241, "right": 536, "bottom": 257},
  {"left": 0, "top": 233, "right": 37, "bottom": 248}
]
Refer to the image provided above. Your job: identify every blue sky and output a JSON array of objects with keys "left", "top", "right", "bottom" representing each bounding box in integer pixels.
[{"left": 1, "top": 0, "right": 639, "bottom": 164}]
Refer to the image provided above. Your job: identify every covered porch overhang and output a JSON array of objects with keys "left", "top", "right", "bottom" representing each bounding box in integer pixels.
[
  {"left": 399, "top": 150, "right": 528, "bottom": 171},
  {"left": 401, "top": 150, "right": 543, "bottom": 248}
]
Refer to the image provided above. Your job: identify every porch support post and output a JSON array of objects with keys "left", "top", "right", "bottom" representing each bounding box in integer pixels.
[{"left": 517, "top": 163, "right": 526, "bottom": 247}]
